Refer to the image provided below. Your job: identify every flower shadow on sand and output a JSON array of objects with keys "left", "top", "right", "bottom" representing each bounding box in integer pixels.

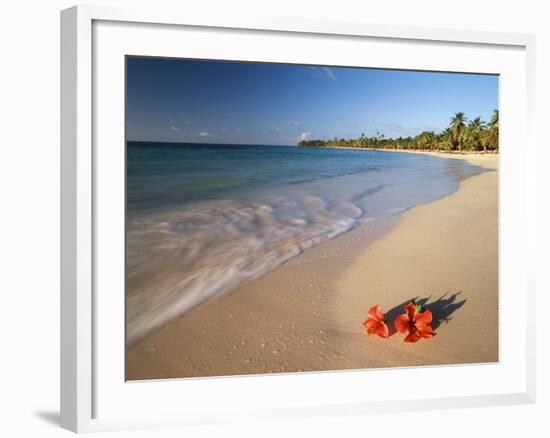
[{"left": 384, "top": 292, "right": 467, "bottom": 336}]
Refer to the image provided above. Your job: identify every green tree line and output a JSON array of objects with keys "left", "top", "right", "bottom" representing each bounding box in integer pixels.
[{"left": 298, "top": 110, "right": 499, "bottom": 152}]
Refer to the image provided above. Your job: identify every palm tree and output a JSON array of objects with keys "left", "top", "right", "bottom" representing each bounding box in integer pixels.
[
  {"left": 472, "top": 116, "right": 484, "bottom": 128},
  {"left": 449, "top": 112, "right": 467, "bottom": 151},
  {"left": 417, "top": 131, "right": 436, "bottom": 150},
  {"left": 467, "top": 116, "right": 486, "bottom": 151},
  {"left": 490, "top": 109, "right": 499, "bottom": 129},
  {"left": 487, "top": 109, "right": 499, "bottom": 151}
]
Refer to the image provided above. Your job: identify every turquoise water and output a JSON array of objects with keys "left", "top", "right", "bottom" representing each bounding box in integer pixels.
[{"left": 126, "top": 142, "right": 481, "bottom": 345}]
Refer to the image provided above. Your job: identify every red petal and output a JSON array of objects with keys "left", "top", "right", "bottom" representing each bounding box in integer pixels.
[
  {"left": 364, "top": 319, "right": 373, "bottom": 328},
  {"left": 367, "top": 304, "right": 384, "bottom": 323},
  {"left": 376, "top": 321, "right": 390, "bottom": 338},
  {"left": 364, "top": 318, "right": 390, "bottom": 339},
  {"left": 394, "top": 314, "right": 410, "bottom": 334},
  {"left": 418, "top": 324, "right": 434, "bottom": 338},
  {"left": 404, "top": 303, "right": 417, "bottom": 321},
  {"left": 416, "top": 309, "right": 433, "bottom": 324},
  {"left": 404, "top": 330, "right": 421, "bottom": 343},
  {"left": 364, "top": 319, "right": 382, "bottom": 335}
]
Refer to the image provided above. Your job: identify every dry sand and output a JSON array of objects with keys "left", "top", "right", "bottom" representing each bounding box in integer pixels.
[{"left": 127, "top": 154, "right": 498, "bottom": 380}]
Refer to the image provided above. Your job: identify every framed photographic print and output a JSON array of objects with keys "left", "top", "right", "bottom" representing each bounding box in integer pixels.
[{"left": 61, "top": 4, "right": 536, "bottom": 433}]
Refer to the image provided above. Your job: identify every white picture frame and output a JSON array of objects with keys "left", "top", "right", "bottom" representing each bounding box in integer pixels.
[{"left": 60, "top": 4, "right": 537, "bottom": 433}]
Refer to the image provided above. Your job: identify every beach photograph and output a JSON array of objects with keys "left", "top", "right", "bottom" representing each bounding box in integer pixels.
[{"left": 125, "top": 57, "right": 499, "bottom": 380}]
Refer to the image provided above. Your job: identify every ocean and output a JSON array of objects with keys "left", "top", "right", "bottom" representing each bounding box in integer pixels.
[{"left": 126, "top": 141, "right": 481, "bottom": 345}]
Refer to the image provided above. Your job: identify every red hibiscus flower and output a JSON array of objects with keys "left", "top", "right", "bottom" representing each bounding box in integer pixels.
[
  {"left": 394, "top": 301, "right": 434, "bottom": 343},
  {"left": 362, "top": 305, "right": 389, "bottom": 339}
]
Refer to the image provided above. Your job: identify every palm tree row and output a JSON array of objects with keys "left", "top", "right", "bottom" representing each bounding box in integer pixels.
[{"left": 298, "top": 110, "right": 499, "bottom": 152}]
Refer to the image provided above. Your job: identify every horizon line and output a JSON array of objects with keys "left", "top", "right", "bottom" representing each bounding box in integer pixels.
[{"left": 127, "top": 140, "right": 298, "bottom": 147}]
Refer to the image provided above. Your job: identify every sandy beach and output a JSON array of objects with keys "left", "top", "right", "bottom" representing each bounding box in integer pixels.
[{"left": 127, "top": 153, "right": 498, "bottom": 380}]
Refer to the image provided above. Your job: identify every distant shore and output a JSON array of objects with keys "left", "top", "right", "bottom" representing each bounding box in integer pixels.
[
  {"left": 299, "top": 144, "right": 499, "bottom": 156},
  {"left": 127, "top": 152, "right": 498, "bottom": 380}
]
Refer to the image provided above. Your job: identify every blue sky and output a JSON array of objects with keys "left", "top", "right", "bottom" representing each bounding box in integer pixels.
[{"left": 126, "top": 57, "right": 498, "bottom": 145}]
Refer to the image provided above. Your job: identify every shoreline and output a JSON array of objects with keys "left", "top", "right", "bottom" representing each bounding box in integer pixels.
[{"left": 127, "top": 153, "right": 498, "bottom": 380}]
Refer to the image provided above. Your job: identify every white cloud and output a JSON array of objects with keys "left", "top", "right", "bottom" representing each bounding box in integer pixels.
[
  {"left": 322, "top": 67, "right": 336, "bottom": 80},
  {"left": 274, "top": 126, "right": 281, "bottom": 131},
  {"left": 185, "top": 120, "right": 191, "bottom": 125},
  {"left": 198, "top": 131, "right": 212, "bottom": 137},
  {"left": 309, "top": 66, "right": 337, "bottom": 80},
  {"left": 170, "top": 125, "right": 180, "bottom": 131},
  {"left": 298, "top": 132, "right": 312, "bottom": 142},
  {"left": 293, "top": 121, "right": 300, "bottom": 126}
]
